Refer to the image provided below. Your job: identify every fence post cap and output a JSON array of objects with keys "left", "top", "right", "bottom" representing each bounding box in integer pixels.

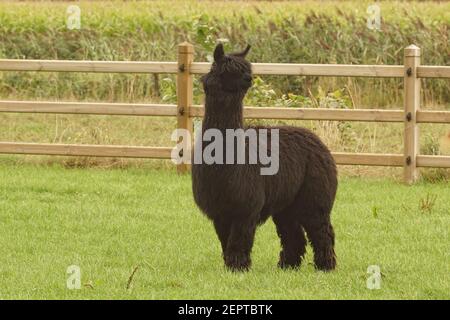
[
  {"left": 404, "top": 44, "right": 421, "bottom": 57},
  {"left": 178, "top": 42, "right": 194, "bottom": 54}
]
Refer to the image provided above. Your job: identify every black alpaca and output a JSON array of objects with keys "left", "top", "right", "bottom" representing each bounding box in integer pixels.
[{"left": 192, "top": 44, "right": 337, "bottom": 271}]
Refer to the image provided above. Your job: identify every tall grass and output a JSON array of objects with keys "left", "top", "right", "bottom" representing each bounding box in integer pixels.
[{"left": 0, "top": 0, "right": 448, "bottom": 106}]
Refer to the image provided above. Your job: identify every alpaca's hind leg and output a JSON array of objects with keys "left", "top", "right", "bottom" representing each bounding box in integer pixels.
[
  {"left": 303, "top": 216, "right": 336, "bottom": 271},
  {"left": 297, "top": 166, "right": 337, "bottom": 271},
  {"left": 273, "top": 213, "right": 306, "bottom": 269},
  {"left": 224, "top": 216, "right": 257, "bottom": 272}
]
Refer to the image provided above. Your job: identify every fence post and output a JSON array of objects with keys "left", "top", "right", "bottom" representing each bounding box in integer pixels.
[
  {"left": 177, "top": 42, "right": 194, "bottom": 174},
  {"left": 403, "top": 44, "right": 421, "bottom": 184}
]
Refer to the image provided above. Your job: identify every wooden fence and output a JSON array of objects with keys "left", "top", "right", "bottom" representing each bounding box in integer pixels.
[{"left": 0, "top": 42, "right": 449, "bottom": 183}]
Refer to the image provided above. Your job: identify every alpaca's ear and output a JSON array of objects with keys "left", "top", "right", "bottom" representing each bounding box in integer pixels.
[
  {"left": 234, "top": 44, "right": 251, "bottom": 58},
  {"left": 214, "top": 43, "right": 225, "bottom": 62}
]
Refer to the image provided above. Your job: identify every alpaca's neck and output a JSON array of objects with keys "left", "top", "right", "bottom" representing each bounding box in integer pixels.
[{"left": 203, "top": 92, "right": 244, "bottom": 130}]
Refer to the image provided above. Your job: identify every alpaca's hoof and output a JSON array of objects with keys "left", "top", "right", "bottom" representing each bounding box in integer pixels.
[
  {"left": 278, "top": 252, "right": 301, "bottom": 270},
  {"left": 278, "top": 260, "right": 301, "bottom": 270},
  {"left": 314, "top": 252, "right": 336, "bottom": 271},
  {"left": 224, "top": 253, "right": 251, "bottom": 272}
]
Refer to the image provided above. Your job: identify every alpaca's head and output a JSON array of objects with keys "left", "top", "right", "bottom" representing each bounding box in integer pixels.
[{"left": 202, "top": 43, "right": 252, "bottom": 95}]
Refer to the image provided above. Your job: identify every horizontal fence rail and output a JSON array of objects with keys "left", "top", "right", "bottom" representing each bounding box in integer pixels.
[
  {"left": 416, "top": 66, "right": 450, "bottom": 78},
  {"left": 417, "top": 155, "right": 450, "bottom": 168},
  {"left": 190, "top": 105, "right": 406, "bottom": 122},
  {"left": 0, "top": 59, "right": 179, "bottom": 73},
  {"left": 1, "top": 60, "right": 447, "bottom": 78},
  {"left": 0, "top": 100, "right": 177, "bottom": 116},
  {"left": 0, "top": 142, "right": 172, "bottom": 158},
  {"left": 332, "top": 152, "right": 403, "bottom": 167},
  {"left": 1, "top": 142, "right": 448, "bottom": 168},
  {"left": 191, "top": 62, "right": 406, "bottom": 77},
  {"left": 416, "top": 111, "right": 450, "bottom": 124},
  {"left": 1, "top": 100, "right": 449, "bottom": 124},
  {"left": 0, "top": 42, "right": 449, "bottom": 183}
]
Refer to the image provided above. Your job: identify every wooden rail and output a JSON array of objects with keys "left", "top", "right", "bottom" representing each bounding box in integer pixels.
[
  {"left": 416, "top": 111, "right": 450, "bottom": 124},
  {"left": 417, "top": 155, "right": 450, "bottom": 168},
  {"left": 191, "top": 62, "right": 406, "bottom": 77},
  {"left": 0, "top": 43, "right": 449, "bottom": 182},
  {"left": 2, "top": 60, "right": 447, "bottom": 78},
  {"left": 0, "top": 59, "right": 178, "bottom": 73},
  {"left": 0, "top": 142, "right": 172, "bottom": 158},
  {"left": 2, "top": 101, "right": 449, "bottom": 124},
  {"left": 0, "top": 100, "right": 177, "bottom": 116},
  {"left": 190, "top": 105, "right": 405, "bottom": 122},
  {"left": 417, "top": 66, "right": 450, "bottom": 78},
  {"left": 332, "top": 152, "right": 403, "bottom": 167},
  {"left": 2, "top": 142, "right": 449, "bottom": 169}
]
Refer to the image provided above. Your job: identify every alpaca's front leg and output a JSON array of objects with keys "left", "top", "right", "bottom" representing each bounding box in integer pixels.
[
  {"left": 213, "top": 218, "right": 231, "bottom": 256},
  {"left": 224, "top": 217, "right": 257, "bottom": 272}
]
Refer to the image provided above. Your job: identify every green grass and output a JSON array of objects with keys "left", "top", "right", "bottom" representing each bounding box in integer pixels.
[{"left": 0, "top": 161, "right": 449, "bottom": 299}]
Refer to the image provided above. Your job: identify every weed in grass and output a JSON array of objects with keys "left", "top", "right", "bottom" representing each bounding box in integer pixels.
[
  {"left": 83, "top": 281, "right": 94, "bottom": 290},
  {"left": 419, "top": 193, "right": 437, "bottom": 214},
  {"left": 126, "top": 266, "right": 140, "bottom": 290},
  {"left": 371, "top": 205, "right": 380, "bottom": 218}
]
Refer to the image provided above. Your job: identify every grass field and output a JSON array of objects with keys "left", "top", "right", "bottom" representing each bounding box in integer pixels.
[{"left": 0, "top": 162, "right": 448, "bottom": 299}]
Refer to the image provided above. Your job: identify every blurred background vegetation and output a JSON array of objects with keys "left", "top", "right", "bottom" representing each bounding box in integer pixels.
[{"left": 0, "top": 0, "right": 448, "bottom": 179}]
